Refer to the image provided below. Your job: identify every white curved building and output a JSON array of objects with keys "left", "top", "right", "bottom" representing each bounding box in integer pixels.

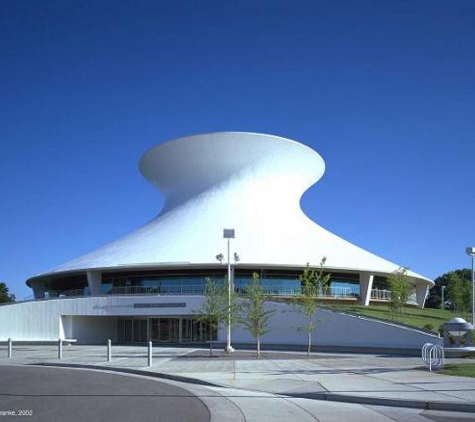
[{"left": 0, "top": 133, "right": 435, "bottom": 348}]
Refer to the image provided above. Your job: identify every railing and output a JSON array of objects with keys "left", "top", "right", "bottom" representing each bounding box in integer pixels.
[
  {"left": 113, "top": 285, "right": 301, "bottom": 296},
  {"left": 370, "top": 289, "right": 419, "bottom": 305},
  {"left": 41, "top": 284, "right": 356, "bottom": 299},
  {"left": 259, "top": 285, "right": 353, "bottom": 298},
  {"left": 371, "top": 288, "right": 391, "bottom": 301},
  {"left": 320, "top": 286, "right": 353, "bottom": 298},
  {"left": 38, "top": 285, "right": 418, "bottom": 304},
  {"left": 110, "top": 285, "right": 206, "bottom": 295},
  {"left": 260, "top": 288, "right": 301, "bottom": 296},
  {"left": 44, "top": 289, "right": 86, "bottom": 299}
]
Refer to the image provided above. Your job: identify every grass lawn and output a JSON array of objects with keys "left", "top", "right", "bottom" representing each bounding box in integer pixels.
[
  {"left": 324, "top": 304, "right": 470, "bottom": 334},
  {"left": 439, "top": 363, "right": 475, "bottom": 378}
]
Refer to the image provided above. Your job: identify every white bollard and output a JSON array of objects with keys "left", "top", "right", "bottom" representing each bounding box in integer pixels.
[
  {"left": 148, "top": 341, "right": 152, "bottom": 367},
  {"left": 58, "top": 338, "right": 63, "bottom": 360},
  {"left": 7, "top": 338, "right": 12, "bottom": 358},
  {"left": 107, "top": 339, "right": 112, "bottom": 362}
]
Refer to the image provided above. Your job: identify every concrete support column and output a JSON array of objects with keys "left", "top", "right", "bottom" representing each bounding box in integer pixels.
[
  {"left": 31, "top": 282, "right": 46, "bottom": 299},
  {"left": 359, "top": 273, "right": 374, "bottom": 306},
  {"left": 415, "top": 284, "right": 428, "bottom": 308},
  {"left": 86, "top": 270, "right": 102, "bottom": 296}
]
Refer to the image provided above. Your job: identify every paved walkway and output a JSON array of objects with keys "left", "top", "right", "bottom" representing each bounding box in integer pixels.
[{"left": 1, "top": 345, "right": 475, "bottom": 421}]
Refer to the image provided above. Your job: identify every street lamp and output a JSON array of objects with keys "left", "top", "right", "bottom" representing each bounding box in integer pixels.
[
  {"left": 441, "top": 285, "right": 446, "bottom": 310},
  {"left": 466, "top": 247, "right": 475, "bottom": 325},
  {"left": 218, "top": 229, "right": 238, "bottom": 353}
]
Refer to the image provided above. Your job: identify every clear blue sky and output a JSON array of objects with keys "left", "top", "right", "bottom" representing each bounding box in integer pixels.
[{"left": 1, "top": 1, "right": 474, "bottom": 299}]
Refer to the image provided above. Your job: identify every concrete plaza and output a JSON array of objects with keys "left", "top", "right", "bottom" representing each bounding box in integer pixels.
[{"left": 1, "top": 344, "right": 475, "bottom": 421}]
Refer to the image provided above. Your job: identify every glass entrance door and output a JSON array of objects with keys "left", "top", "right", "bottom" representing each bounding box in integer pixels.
[
  {"left": 181, "top": 318, "right": 192, "bottom": 342},
  {"left": 149, "top": 318, "right": 180, "bottom": 342},
  {"left": 181, "top": 317, "right": 217, "bottom": 342},
  {"left": 133, "top": 319, "right": 148, "bottom": 342},
  {"left": 118, "top": 318, "right": 148, "bottom": 343}
]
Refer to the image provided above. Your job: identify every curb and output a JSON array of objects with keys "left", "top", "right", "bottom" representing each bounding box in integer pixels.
[
  {"left": 31, "top": 362, "right": 475, "bottom": 414},
  {"left": 30, "top": 362, "right": 224, "bottom": 388},
  {"left": 289, "top": 392, "right": 475, "bottom": 413}
]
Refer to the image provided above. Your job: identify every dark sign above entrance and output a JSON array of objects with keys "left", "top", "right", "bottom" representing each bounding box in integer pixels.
[{"left": 133, "top": 302, "right": 186, "bottom": 308}]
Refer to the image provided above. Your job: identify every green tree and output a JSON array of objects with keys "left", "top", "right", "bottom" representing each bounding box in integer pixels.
[
  {"left": 295, "top": 258, "right": 330, "bottom": 356},
  {"left": 446, "top": 271, "right": 471, "bottom": 316},
  {"left": 239, "top": 272, "right": 277, "bottom": 358},
  {"left": 0, "top": 282, "right": 15, "bottom": 303},
  {"left": 194, "top": 276, "right": 240, "bottom": 355},
  {"left": 194, "top": 278, "right": 226, "bottom": 356},
  {"left": 425, "top": 269, "right": 471, "bottom": 309},
  {"left": 387, "top": 267, "right": 410, "bottom": 317}
]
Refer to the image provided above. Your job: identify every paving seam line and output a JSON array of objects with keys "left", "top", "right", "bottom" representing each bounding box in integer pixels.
[
  {"left": 270, "top": 358, "right": 330, "bottom": 393},
  {"left": 28, "top": 362, "right": 475, "bottom": 414},
  {"left": 358, "top": 366, "right": 475, "bottom": 407}
]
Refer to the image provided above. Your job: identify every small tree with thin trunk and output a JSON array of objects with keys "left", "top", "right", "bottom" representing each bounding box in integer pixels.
[
  {"left": 295, "top": 258, "right": 330, "bottom": 356},
  {"left": 239, "top": 272, "right": 277, "bottom": 358},
  {"left": 195, "top": 278, "right": 226, "bottom": 356},
  {"left": 387, "top": 267, "right": 411, "bottom": 318}
]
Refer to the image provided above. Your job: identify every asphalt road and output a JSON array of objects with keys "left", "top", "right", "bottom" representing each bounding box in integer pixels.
[{"left": 0, "top": 365, "right": 210, "bottom": 422}]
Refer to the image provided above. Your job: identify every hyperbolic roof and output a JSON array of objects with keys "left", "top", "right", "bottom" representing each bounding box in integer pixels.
[{"left": 28, "top": 132, "right": 432, "bottom": 285}]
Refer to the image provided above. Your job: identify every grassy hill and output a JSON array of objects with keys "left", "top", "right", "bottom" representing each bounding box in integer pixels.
[{"left": 324, "top": 304, "right": 470, "bottom": 334}]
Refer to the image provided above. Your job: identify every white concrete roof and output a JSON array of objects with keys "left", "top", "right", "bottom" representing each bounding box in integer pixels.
[{"left": 32, "top": 132, "right": 432, "bottom": 285}]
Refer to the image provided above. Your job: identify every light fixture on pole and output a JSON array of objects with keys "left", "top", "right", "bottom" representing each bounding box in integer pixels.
[{"left": 466, "top": 247, "right": 475, "bottom": 325}]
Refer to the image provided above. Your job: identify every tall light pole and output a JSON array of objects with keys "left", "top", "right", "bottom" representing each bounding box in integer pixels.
[
  {"left": 441, "top": 285, "right": 446, "bottom": 310},
  {"left": 466, "top": 247, "right": 475, "bottom": 325},
  {"left": 222, "top": 229, "right": 236, "bottom": 353}
]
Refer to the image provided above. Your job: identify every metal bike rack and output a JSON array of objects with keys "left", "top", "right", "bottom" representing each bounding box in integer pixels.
[{"left": 422, "top": 342, "right": 445, "bottom": 371}]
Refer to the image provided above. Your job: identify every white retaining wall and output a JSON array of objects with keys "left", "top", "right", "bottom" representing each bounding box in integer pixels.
[{"left": 0, "top": 296, "right": 441, "bottom": 348}]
